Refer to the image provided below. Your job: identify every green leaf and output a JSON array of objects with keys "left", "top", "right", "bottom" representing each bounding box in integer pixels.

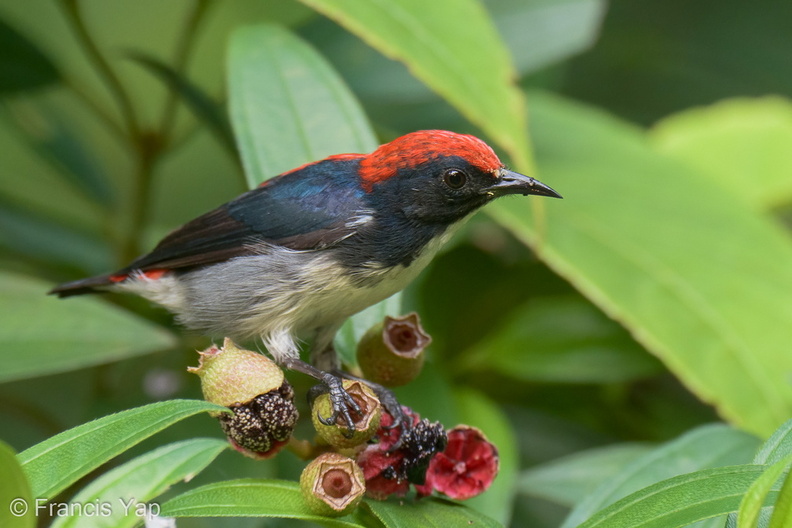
[
  {"left": 1, "top": 102, "right": 113, "bottom": 204},
  {"left": 0, "top": 441, "right": 34, "bottom": 528},
  {"left": 17, "top": 399, "right": 226, "bottom": 500},
  {"left": 520, "top": 443, "right": 652, "bottom": 507},
  {"left": 754, "top": 420, "right": 792, "bottom": 465},
  {"left": 562, "top": 424, "right": 759, "bottom": 528},
  {"left": 737, "top": 454, "right": 792, "bottom": 528},
  {"left": 492, "top": 91, "right": 792, "bottom": 437},
  {"left": 364, "top": 497, "right": 502, "bottom": 528},
  {"left": 0, "top": 272, "right": 177, "bottom": 383},
  {"left": 769, "top": 468, "right": 792, "bottom": 528},
  {"left": 129, "top": 52, "right": 237, "bottom": 157},
  {"left": 0, "top": 16, "right": 59, "bottom": 93},
  {"left": 462, "top": 295, "right": 662, "bottom": 383},
  {"left": 50, "top": 438, "right": 228, "bottom": 528},
  {"left": 160, "top": 479, "right": 366, "bottom": 527},
  {"left": 298, "top": 0, "right": 532, "bottom": 169},
  {"left": 301, "top": 0, "right": 605, "bottom": 105},
  {"left": 0, "top": 198, "right": 111, "bottom": 272},
  {"left": 488, "top": 0, "right": 606, "bottom": 76},
  {"left": 577, "top": 465, "right": 768, "bottom": 528},
  {"left": 651, "top": 96, "right": 792, "bottom": 210},
  {"left": 727, "top": 419, "right": 792, "bottom": 528},
  {"left": 228, "top": 23, "right": 377, "bottom": 187}
]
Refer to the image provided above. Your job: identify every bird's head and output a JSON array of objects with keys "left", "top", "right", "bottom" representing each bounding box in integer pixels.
[{"left": 358, "top": 130, "right": 561, "bottom": 224}]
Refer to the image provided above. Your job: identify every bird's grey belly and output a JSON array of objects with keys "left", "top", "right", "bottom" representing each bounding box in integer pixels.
[
  {"left": 117, "top": 223, "right": 460, "bottom": 344},
  {"left": 173, "top": 250, "right": 428, "bottom": 340}
]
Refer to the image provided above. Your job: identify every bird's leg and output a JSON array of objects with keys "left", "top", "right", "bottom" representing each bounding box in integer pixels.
[
  {"left": 334, "top": 370, "right": 405, "bottom": 427},
  {"left": 281, "top": 356, "right": 361, "bottom": 435}
]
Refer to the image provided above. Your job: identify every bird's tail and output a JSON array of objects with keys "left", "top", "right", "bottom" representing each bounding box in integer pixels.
[{"left": 48, "top": 274, "right": 117, "bottom": 298}]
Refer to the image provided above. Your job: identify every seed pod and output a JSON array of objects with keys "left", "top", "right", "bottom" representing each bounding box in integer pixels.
[
  {"left": 300, "top": 452, "right": 365, "bottom": 517},
  {"left": 311, "top": 380, "right": 381, "bottom": 448},
  {"left": 188, "top": 338, "right": 298, "bottom": 459},
  {"left": 357, "top": 313, "right": 430, "bottom": 387}
]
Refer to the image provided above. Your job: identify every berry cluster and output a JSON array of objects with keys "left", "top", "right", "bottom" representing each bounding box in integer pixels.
[{"left": 189, "top": 317, "right": 499, "bottom": 518}]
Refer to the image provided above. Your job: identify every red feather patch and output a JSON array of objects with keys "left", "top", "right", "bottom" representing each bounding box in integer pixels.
[
  {"left": 109, "top": 269, "right": 168, "bottom": 283},
  {"left": 358, "top": 130, "right": 502, "bottom": 192}
]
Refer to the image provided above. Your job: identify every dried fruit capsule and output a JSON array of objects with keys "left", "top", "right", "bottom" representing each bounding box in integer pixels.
[
  {"left": 300, "top": 452, "right": 365, "bottom": 517},
  {"left": 357, "top": 313, "right": 430, "bottom": 387},
  {"left": 311, "top": 380, "right": 381, "bottom": 448},
  {"left": 188, "top": 338, "right": 298, "bottom": 459}
]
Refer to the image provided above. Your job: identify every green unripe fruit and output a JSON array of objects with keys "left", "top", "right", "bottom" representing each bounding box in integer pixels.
[
  {"left": 300, "top": 452, "right": 365, "bottom": 517},
  {"left": 311, "top": 380, "right": 381, "bottom": 448},
  {"left": 357, "top": 313, "right": 430, "bottom": 387},
  {"left": 189, "top": 338, "right": 298, "bottom": 459}
]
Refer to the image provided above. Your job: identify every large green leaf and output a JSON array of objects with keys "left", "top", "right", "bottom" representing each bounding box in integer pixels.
[
  {"left": 736, "top": 454, "right": 792, "bottom": 528},
  {"left": 0, "top": 272, "right": 177, "bottom": 383},
  {"left": 577, "top": 465, "right": 770, "bottom": 528},
  {"left": 228, "top": 23, "right": 377, "bottom": 187},
  {"left": 0, "top": 441, "right": 34, "bottom": 528},
  {"left": 461, "top": 295, "right": 661, "bottom": 383},
  {"left": 753, "top": 421, "right": 792, "bottom": 465},
  {"left": 51, "top": 438, "right": 228, "bottom": 528},
  {"left": 17, "top": 399, "right": 226, "bottom": 500},
  {"left": 160, "top": 479, "right": 367, "bottom": 527},
  {"left": 562, "top": 424, "right": 759, "bottom": 528},
  {"left": 727, "top": 419, "right": 792, "bottom": 528},
  {"left": 651, "top": 97, "right": 792, "bottom": 210},
  {"left": 491, "top": 92, "right": 792, "bottom": 436},
  {"left": 0, "top": 198, "right": 111, "bottom": 272},
  {"left": 364, "top": 497, "right": 502, "bottom": 528},
  {"left": 520, "top": 443, "right": 652, "bottom": 507},
  {"left": 301, "top": 0, "right": 605, "bottom": 104},
  {"left": 769, "top": 469, "right": 792, "bottom": 528},
  {"left": 488, "top": 0, "right": 606, "bottom": 76},
  {"left": 0, "top": 15, "right": 59, "bottom": 94},
  {"left": 298, "top": 0, "right": 532, "bottom": 169},
  {"left": 1, "top": 102, "right": 113, "bottom": 204}
]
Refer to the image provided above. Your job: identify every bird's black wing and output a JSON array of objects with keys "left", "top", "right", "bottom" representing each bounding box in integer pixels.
[
  {"left": 49, "top": 158, "right": 370, "bottom": 297},
  {"left": 128, "top": 163, "right": 368, "bottom": 272}
]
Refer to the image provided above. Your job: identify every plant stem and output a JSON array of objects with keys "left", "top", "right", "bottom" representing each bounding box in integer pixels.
[
  {"left": 121, "top": 132, "right": 161, "bottom": 262},
  {"left": 59, "top": 0, "right": 141, "bottom": 139},
  {"left": 158, "top": 0, "right": 212, "bottom": 145},
  {"left": 62, "top": 75, "right": 129, "bottom": 144}
]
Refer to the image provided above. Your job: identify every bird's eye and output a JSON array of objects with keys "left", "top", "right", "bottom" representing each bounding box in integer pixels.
[{"left": 443, "top": 169, "right": 467, "bottom": 190}]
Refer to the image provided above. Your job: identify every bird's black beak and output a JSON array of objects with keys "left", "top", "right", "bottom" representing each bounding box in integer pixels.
[{"left": 486, "top": 169, "right": 562, "bottom": 199}]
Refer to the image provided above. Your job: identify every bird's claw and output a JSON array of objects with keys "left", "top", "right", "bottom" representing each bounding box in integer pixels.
[
  {"left": 313, "top": 373, "right": 361, "bottom": 437},
  {"left": 360, "top": 380, "right": 410, "bottom": 451}
]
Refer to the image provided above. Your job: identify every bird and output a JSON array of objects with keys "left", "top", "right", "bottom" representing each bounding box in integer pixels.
[{"left": 50, "top": 130, "right": 561, "bottom": 429}]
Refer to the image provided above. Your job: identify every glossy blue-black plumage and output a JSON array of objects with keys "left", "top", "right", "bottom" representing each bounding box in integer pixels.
[
  {"left": 124, "top": 158, "right": 369, "bottom": 272},
  {"left": 227, "top": 159, "right": 367, "bottom": 242}
]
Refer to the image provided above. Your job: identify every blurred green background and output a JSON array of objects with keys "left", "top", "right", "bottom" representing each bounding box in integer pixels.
[{"left": 2, "top": 0, "right": 792, "bottom": 527}]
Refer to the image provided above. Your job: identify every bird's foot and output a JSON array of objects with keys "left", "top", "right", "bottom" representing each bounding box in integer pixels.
[
  {"left": 308, "top": 373, "right": 363, "bottom": 437},
  {"left": 334, "top": 371, "right": 409, "bottom": 451},
  {"left": 283, "top": 358, "right": 361, "bottom": 437}
]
